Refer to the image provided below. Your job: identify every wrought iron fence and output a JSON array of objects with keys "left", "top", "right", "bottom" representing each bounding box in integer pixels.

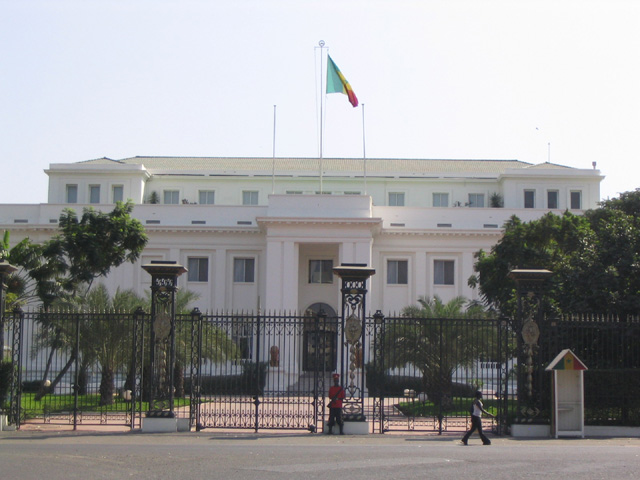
[
  {"left": 3, "top": 308, "right": 640, "bottom": 432},
  {"left": 540, "top": 314, "right": 640, "bottom": 426},
  {"left": 367, "top": 313, "right": 515, "bottom": 434},
  {"left": 2, "top": 309, "right": 145, "bottom": 430}
]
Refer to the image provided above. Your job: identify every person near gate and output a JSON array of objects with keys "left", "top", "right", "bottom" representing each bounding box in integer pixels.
[
  {"left": 327, "top": 373, "right": 345, "bottom": 435},
  {"left": 462, "top": 390, "right": 495, "bottom": 445}
]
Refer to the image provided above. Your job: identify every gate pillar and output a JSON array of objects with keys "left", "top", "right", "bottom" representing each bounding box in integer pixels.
[
  {"left": 508, "top": 269, "right": 552, "bottom": 425},
  {"left": 142, "top": 261, "right": 187, "bottom": 420},
  {"left": 332, "top": 264, "right": 375, "bottom": 423}
]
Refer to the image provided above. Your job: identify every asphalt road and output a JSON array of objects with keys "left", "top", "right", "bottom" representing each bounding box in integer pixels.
[{"left": 1, "top": 431, "right": 639, "bottom": 480}]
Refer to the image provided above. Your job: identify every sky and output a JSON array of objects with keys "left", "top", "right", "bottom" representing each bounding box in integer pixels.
[{"left": 1, "top": 0, "right": 639, "bottom": 204}]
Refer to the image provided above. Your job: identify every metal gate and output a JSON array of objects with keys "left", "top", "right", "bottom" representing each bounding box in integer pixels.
[
  {"left": 367, "top": 314, "right": 515, "bottom": 434},
  {"left": 4, "top": 308, "right": 512, "bottom": 433},
  {"left": 3, "top": 308, "right": 145, "bottom": 430},
  {"left": 185, "top": 310, "right": 340, "bottom": 432}
]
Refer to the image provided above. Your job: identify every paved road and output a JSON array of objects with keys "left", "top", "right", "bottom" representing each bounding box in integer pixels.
[{"left": 1, "top": 431, "right": 639, "bottom": 480}]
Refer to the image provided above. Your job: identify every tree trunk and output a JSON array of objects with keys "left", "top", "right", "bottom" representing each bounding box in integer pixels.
[
  {"left": 76, "top": 364, "right": 89, "bottom": 395},
  {"left": 174, "top": 361, "right": 184, "bottom": 398},
  {"left": 35, "top": 354, "right": 75, "bottom": 401},
  {"left": 99, "top": 365, "right": 115, "bottom": 406}
]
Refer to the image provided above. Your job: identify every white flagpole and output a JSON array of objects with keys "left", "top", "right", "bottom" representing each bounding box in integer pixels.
[
  {"left": 318, "top": 40, "right": 326, "bottom": 194},
  {"left": 362, "top": 103, "right": 367, "bottom": 195},
  {"left": 272, "top": 105, "right": 277, "bottom": 194}
]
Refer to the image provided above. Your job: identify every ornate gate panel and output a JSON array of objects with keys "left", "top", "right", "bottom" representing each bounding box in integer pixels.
[
  {"left": 194, "top": 311, "right": 337, "bottom": 432},
  {"left": 368, "top": 313, "right": 515, "bottom": 434}
]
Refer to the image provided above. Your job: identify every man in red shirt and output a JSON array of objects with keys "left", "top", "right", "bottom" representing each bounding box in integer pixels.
[{"left": 327, "top": 373, "right": 345, "bottom": 435}]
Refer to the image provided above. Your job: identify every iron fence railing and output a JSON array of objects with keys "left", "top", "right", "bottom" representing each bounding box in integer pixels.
[{"left": 2, "top": 309, "right": 640, "bottom": 431}]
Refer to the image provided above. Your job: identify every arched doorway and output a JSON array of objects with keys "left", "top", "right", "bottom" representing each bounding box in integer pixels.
[{"left": 302, "top": 302, "right": 338, "bottom": 372}]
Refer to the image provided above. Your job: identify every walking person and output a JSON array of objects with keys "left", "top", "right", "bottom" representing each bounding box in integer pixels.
[
  {"left": 327, "top": 373, "right": 345, "bottom": 435},
  {"left": 462, "top": 391, "right": 495, "bottom": 445}
]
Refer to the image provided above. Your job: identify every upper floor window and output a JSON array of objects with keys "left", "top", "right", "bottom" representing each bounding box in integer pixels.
[
  {"left": 570, "top": 191, "right": 582, "bottom": 210},
  {"left": 344, "top": 191, "right": 361, "bottom": 195},
  {"left": 468, "top": 194, "right": 484, "bottom": 208},
  {"left": 389, "top": 192, "right": 405, "bottom": 206},
  {"left": 89, "top": 185, "right": 101, "bottom": 204},
  {"left": 164, "top": 190, "right": 179, "bottom": 204},
  {"left": 309, "top": 260, "right": 334, "bottom": 284},
  {"left": 433, "top": 193, "right": 449, "bottom": 207},
  {"left": 434, "top": 260, "right": 454, "bottom": 285},
  {"left": 242, "top": 191, "right": 259, "bottom": 205},
  {"left": 286, "top": 191, "right": 303, "bottom": 195},
  {"left": 524, "top": 190, "right": 535, "bottom": 209},
  {"left": 112, "top": 185, "right": 124, "bottom": 203},
  {"left": 547, "top": 190, "right": 559, "bottom": 209},
  {"left": 234, "top": 258, "right": 255, "bottom": 283},
  {"left": 66, "top": 185, "right": 78, "bottom": 203},
  {"left": 187, "top": 257, "right": 209, "bottom": 282},
  {"left": 387, "top": 260, "right": 408, "bottom": 285},
  {"left": 199, "top": 190, "right": 215, "bottom": 205}
]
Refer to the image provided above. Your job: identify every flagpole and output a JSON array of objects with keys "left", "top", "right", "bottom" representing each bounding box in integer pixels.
[
  {"left": 272, "top": 105, "right": 277, "bottom": 194},
  {"left": 318, "top": 40, "right": 326, "bottom": 194},
  {"left": 362, "top": 103, "right": 367, "bottom": 195}
]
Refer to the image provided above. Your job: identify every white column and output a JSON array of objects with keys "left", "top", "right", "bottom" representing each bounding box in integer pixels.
[{"left": 264, "top": 239, "right": 299, "bottom": 312}]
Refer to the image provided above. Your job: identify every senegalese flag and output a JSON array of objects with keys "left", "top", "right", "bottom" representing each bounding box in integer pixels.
[
  {"left": 555, "top": 351, "right": 587, "bottom": 370},
  {"left": 326, "top": 55, "right": 358, "bottom": 107}
]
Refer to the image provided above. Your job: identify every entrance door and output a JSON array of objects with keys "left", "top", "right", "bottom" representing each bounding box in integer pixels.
[{"left": 302, "top": 303, "right": 338, "bottom": 373}]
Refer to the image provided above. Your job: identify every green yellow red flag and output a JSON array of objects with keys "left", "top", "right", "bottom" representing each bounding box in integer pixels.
[{"left": 326, "top": 55, "right": 358, "bottom": 107}]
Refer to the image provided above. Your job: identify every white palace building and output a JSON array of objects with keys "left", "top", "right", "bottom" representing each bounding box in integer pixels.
[{"left": 1, "top": 156, "right": 602, "bottom": 315}]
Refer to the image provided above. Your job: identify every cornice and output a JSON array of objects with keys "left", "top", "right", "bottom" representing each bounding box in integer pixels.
[
  {"left": 256, "top": 217, "right": 382, "bottom": 227},
  {"left": 378, "top": 228, "right": 504, "bottom": 237}
]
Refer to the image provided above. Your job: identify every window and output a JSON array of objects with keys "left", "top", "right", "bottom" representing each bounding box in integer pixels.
[
  {"left": 433, "top": 193, "right": 449, "bottom": 207},
  {"left": 242, "top": 191, "right": 259, "bottom": 205},
  {"left": 434, "top": 260, "right": 454, "bottom": 285},
  {"left": 89, "top": 185, "right": 100, "bottom": 204},
  {"left": 468, "top": 194, "right": 485, "bottom": 208},
  {"left": 234, "top": 258, "right": 255, "bottom": 283},
  {"left": 570, "top": 191, "right": 582, "bottom": 210},
  {"left": 199, "top": 190, "right": 215, "bottom": 205},
  {"left": 66, "top": 185, "right": 78, "bottom": 203},
  {"left": 389, "top": 192, "right": 405, "bottom": 206},
  {"left": 387, "top": 260, "right": 408, "bottom": 285},
  {"left": 187, "top": 257, "right": 209, "bottom": 282},
  {"left": 164, "top": 190, "right": 179, "bottom": 204},
  {"left": 524, "top": 190, "right": 535, "bottom": 209},
  {"left": 286, "top": 191, "right": 303, "bottom": 195},
  {"left": 112, "top": 185, "right": 124, "bottom": 203},
  {"left": 547, "top": 190, "right": 559, "bottom": 209},
  {"left": 309, "top": 260, "right": 333, "bottom": 284},
  {"left": 344, "top": 191, "right": 361, "bottom": 195}
]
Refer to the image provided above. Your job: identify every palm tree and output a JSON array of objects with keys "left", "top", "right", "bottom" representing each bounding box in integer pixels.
[{"left": 383, "top": 296, "right": 495, "bottom": 410}]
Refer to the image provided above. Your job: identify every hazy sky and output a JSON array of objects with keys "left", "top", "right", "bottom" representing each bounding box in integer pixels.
[{"left": 1, "top": 0, "right": 639, "bottom": 204}]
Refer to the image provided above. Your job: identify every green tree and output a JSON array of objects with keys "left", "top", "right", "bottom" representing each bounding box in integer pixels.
[
  {"left": 470, "top": 190, "right": 640, "bottom": 319},
  {"left": 469, "top": 211, "right": 591, "bottom": 318},
  {"left": 10, "top": 201, "right": 147, "bottom": 399},
  {"left": 384, "top": 296, "right": 494, "bottom": 409}
]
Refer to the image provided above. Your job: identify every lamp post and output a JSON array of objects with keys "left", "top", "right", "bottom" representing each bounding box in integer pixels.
[
  {"left": 332, "top": 263, "right": 375, "bottom": 422},
  {"left": 142, "top": 261, "right": 187, "bottom": 418}
]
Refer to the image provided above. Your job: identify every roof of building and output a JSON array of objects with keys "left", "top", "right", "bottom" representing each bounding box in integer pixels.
[{"left": 74, "top": 156, "right": 575, "bottom": 177}]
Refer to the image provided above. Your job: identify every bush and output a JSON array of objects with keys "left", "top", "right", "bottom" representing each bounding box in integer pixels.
[
  {"left": 185, "top": 362, "right": 268, "bottom": 396},
  {"left": 0, "top": 361, "right": 12, "bottom": 410},
  {"left": 365, "top": 363, "right": 475, "bottom": 398}
]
